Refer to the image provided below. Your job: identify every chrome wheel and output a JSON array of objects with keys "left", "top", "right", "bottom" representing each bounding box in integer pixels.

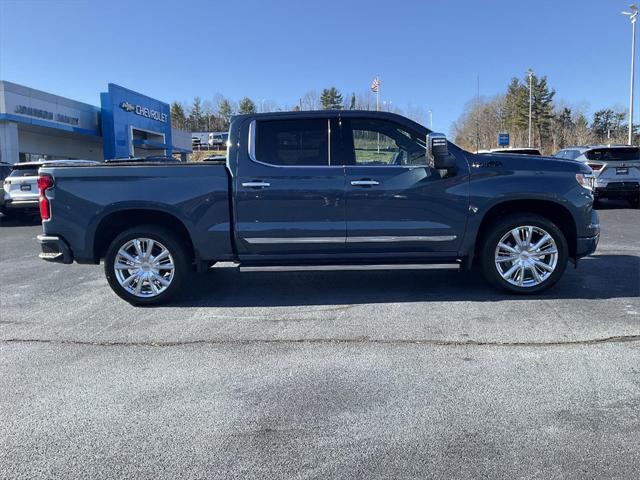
[
  {"left": 113, "top": 238, "right": 175, "bottom": 298},
  {"left": 494, "top": 226, "right": 558, "bottom": 288}
]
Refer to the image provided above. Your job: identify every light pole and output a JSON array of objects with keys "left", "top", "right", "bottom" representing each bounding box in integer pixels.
[
  {"left": 622, "top": 5, "right": 638, "bottom": 145},
  {"left": 428, "top": 109, "right": 433, "bottom": 129},
  {"left": 527, "top": 69, "right": 534, "bottom": 148}
]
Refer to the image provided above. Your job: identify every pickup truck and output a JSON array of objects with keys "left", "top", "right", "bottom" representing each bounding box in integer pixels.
[{"left": 37, "top": 111, "right": 600, "bottom": 305}]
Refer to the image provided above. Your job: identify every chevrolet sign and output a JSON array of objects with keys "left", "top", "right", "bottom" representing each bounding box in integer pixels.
[{"left": 119, "top": 101, "right": 167, "bottom": 123}]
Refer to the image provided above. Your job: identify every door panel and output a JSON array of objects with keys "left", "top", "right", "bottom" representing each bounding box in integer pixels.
[
  {"left": 345, "top": 165, "right": 468, "bottom": 254},
  {"left": 340, "top": 118, "right": 469, "bottom": 255},
  {"left": 234, "top": 117, "right": 346, "bottom": 257}
]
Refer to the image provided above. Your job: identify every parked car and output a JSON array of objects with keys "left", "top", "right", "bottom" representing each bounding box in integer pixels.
[
  {"left": 0, "top": 162, "right": 13, "bottom": 215},
  {"left": 0, "top": 162, "right": 11, "bottom": 180},
  {"left": 191, "top": 132, "right": 209, "bottom": 147},
  {"left": 479, "top": 148, "right": 542, "bottom": 156},
  {"left": 2, "top": 160, "right": 98, "bottom": 217},
  {"left": 208, "top": 132, "right": 228, "bottom": 148},
  {"left": 554, "top": 145, "right": 640, "bottom": 207},
  {"left": 37, "top": 111, "right": 599, "bottom": 305}
]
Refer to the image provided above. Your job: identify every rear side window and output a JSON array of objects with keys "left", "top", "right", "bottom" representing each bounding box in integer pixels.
[
  {"left": 9, "top": 168, "right": 39, "bottom": 177},
  {"left": 255, "top": 119, "right": 328, "bottom": 166},
  {"left": 585, "top": 148, "right": 639, "bottom": 161}
]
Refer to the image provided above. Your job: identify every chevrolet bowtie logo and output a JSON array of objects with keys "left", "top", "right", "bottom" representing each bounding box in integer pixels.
[{"left": 119, "top": 101, "right": 135, "bottom": 112}]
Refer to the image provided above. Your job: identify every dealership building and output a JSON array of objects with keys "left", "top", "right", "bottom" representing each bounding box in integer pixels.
[{"left": 0, "top": 81, "right": 191, "bottom": 164}]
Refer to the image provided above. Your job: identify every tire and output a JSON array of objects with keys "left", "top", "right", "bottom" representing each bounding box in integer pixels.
[
  {"left": 480, "top": 214, "right": 568, "bottom": 294},
  {"left": 630, "top": 196, "right": 640, "bottom": 209},
  {"left": 104, "top": 225, "right": 190, "bottom": 306}
]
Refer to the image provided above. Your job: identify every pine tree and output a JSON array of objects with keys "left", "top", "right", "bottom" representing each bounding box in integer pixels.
[
  {"left": 503, "top": 78, "right": 529, "bottom": 145},
  {"left": 551, "top": 107, "right": 574, "bottom": 150},
  {"left": 591, "top": 109, "right": 626, "bottom": 141},
  {"left": 189, "top": 97, "right": 203, "bottom": 131},
  {"left": 238, "top": 97, "right": 257, "bottom": 115},
  {"left": 170, "top": 102, "right": 186, "bottom": 129},
  {"left": 320, "top": 87, "right": 343, "bottom": 110},
  {"left": 217, "top": 98, "right": 233, "bottom": 130},
  {"left": 530, "top": 74, "right": 555, "bottom": 148}
]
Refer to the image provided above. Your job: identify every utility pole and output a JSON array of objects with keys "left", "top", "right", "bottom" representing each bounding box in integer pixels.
[
  {"left": 622, "top": 5, "right": 638, "bottom": 145},
  {"left": 528, "top": 69, "right": 534, "bottom": 148},
  {"left": 475, "top": 75, "right": 480, "bottom": 152}
]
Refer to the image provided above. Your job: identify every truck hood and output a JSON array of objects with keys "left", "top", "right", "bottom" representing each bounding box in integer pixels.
[{"left": 471, "top": 153, "right": 590, "bottom": 174}]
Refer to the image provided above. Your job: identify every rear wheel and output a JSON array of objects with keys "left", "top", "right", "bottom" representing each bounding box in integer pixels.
[
  {"left": 104, "top": 225, "right": 190, "bottom": 306},
  {"left": 480, "top": 214, "right": 568, "bottom": 294}
]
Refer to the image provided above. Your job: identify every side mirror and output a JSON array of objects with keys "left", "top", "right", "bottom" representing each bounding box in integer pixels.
[{"left": 427, "top": 133, "right": 456, "bottom": 169}]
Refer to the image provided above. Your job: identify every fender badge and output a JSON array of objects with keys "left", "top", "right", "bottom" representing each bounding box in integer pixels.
[{"left": 472, "top": 160, "right": 503, "bottom": 168}]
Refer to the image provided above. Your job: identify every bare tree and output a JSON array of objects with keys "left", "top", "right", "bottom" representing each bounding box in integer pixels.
[{"left": 301, "top": 90, "right": 320, "bottom": 110}]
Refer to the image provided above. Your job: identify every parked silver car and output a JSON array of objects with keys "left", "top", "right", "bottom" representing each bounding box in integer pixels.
[
  {"left": 1, "top": 160, "right": 98, "bottom": 217},
  {"left": 554, "top": 145, "right": 640, "bottom": 207}
]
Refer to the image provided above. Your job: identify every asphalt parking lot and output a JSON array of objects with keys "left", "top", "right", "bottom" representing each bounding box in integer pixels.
[{"left": 1, "top": 203, "right": 639, "bottom": 479}]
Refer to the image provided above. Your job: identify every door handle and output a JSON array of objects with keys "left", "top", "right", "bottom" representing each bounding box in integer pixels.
[
  {"left": 350, "top": 179, "right": 379, "bottom": 186},
  {"left": 242, "top": 181, "right": 271, "bottom": 188}
]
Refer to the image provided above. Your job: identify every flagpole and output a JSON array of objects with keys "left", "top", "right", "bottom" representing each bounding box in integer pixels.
[{"left": 376, "top": 76, "right": 380, "bottom": 154}]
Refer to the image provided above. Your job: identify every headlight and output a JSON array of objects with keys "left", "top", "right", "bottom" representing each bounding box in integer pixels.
[{"left": 576, "top": 173, "right": 595, "bottom": 191}]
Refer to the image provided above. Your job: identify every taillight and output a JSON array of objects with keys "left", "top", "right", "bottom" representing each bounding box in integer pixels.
[
  {"left": 587, "top": 163, "right": 603, "bottom": 171},
  {"left": 37, "top": 175, "right": 54, "bottom": 220}
]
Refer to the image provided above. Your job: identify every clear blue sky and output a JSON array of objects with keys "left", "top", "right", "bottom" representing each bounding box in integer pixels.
[{"left": 0, "top": 0, "right": 636, "bottom": 134}]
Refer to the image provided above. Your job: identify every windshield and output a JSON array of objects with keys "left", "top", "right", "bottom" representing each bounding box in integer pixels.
[{"left": 585, "top": 148, "right": 639, "bottom": 162}]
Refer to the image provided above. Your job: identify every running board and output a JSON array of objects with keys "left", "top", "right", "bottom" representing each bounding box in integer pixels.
[{"left": 239, "top": 263, "right": 460, "bottom": 273}]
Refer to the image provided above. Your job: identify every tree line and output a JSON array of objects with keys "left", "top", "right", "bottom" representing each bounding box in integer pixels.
[
  {"left": 170, "top": 87, "right": 426, "bottom": 133},
  {"left": 452, "top": 72, "right": 636, "bottom": 154}
]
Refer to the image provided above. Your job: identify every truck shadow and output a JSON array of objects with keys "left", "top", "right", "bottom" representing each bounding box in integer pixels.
[
  {"left": 594, "top": 199, "right": 636, "bottom": 210},
  {"left": 0, "top": 214, "right": 41, "bottom": 227},
  {"left": 171, "top": 254, "right": 639, "bottom": 307}
]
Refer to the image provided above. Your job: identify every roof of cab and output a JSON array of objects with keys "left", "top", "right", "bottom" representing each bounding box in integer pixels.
[{"left": 230, "top": 109, "right": 430, "bottom": 133}]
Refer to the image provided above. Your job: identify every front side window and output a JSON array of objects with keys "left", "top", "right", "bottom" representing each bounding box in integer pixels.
[
  {"left": 255, "top": 118, "right": 328, "bottom": 166},
  {"left": 348, "top": 119, "right": 426, "bottom": 166}
]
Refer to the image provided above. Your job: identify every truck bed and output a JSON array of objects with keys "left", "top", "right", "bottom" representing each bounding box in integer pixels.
[{"left": 39, "top": 162, "right": 234, "bottom": 264}]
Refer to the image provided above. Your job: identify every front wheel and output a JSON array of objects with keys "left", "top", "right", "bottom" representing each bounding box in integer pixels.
[
  {"left": 480, "top": 214, "right": 568, "bottom": 294},
  {"left": 104, "top": 225, "right": 190, "bottom": 306}
]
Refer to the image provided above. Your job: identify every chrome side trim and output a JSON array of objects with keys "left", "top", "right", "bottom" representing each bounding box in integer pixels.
[
  {"left": 347, "top": 235, "right": 457, "bottom": 243},
  {"left": 244, "top": 237, "right": 346, "bottom": 244},
  {"left": 243, "top": 235, "right": 457, "bottom": 244},
  {"left": 240, "top": 263, "right": 461, "bottom": 273}
]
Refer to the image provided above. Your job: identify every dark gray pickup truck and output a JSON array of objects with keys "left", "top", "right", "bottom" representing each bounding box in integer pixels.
[{"left": 37, "top": 111, "right": 600, "bottom": 305}]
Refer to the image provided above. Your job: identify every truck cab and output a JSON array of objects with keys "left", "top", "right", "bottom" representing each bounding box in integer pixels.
[{"left": 229, "top": 111, "right": 467, "bottom": 263}]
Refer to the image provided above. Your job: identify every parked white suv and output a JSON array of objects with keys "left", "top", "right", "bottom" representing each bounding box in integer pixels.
[
  {"left": 1, "top": 160, "right": 98, "bottom": 217},
  {"left": 554, "top": 145, "right": 640, "bottom": 207}
]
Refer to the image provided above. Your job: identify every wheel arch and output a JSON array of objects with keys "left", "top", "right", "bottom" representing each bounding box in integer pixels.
[
  {"left": 472, "top": 199, "right": 577, "bottom": 265},
  {"left": 92, "top": 208, "right": 196, "bottom": 265}
]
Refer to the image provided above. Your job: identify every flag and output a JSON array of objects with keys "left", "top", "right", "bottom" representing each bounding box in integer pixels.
[{"left": 370, "top": 77, "right": 380, "bottom": 93}]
